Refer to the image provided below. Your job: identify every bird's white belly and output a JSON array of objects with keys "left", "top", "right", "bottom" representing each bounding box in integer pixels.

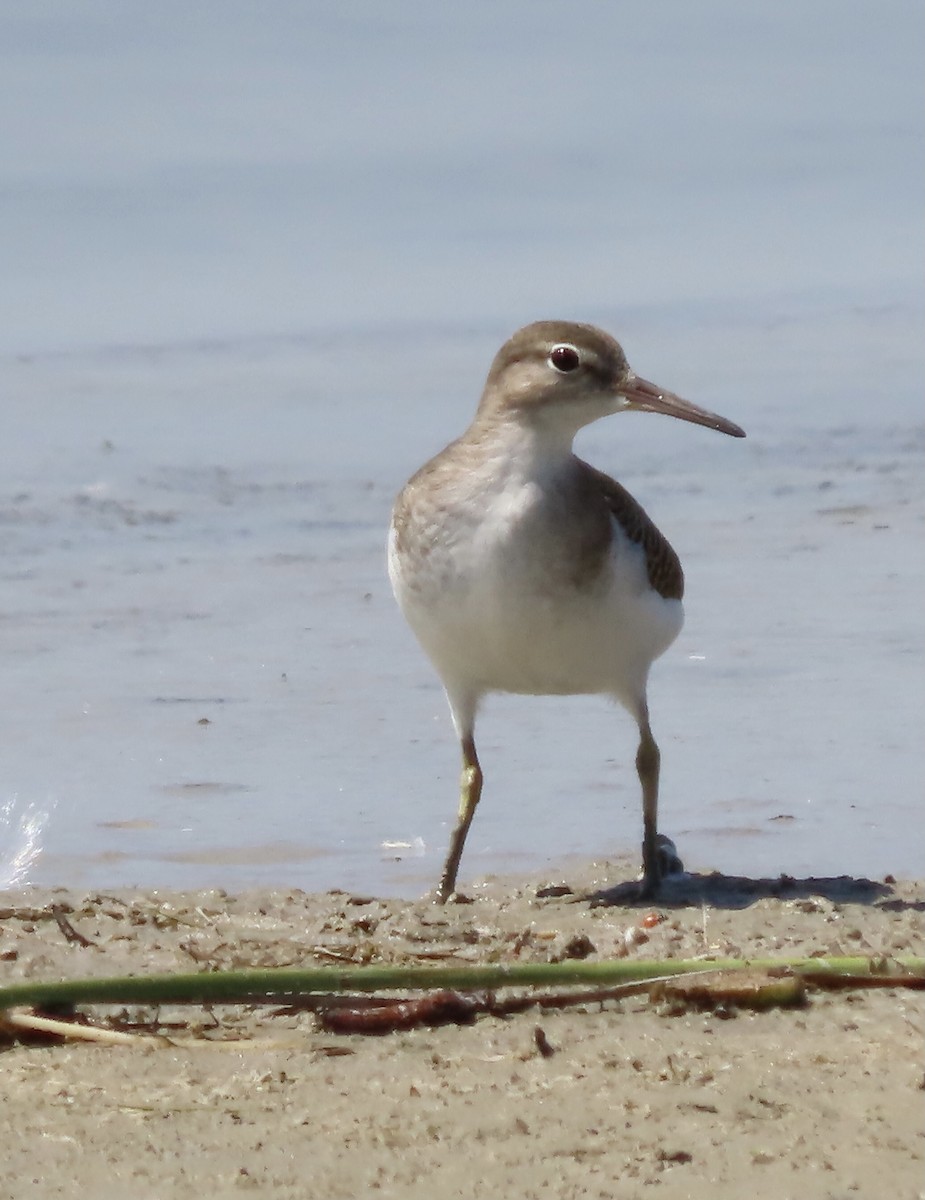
[{"left": 389, "top": 510, "right": 683, "bottom": 710}]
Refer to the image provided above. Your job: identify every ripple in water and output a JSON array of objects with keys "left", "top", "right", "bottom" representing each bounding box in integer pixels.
[{"left": 0, "top": 795, "right": 55, "bottom": 888}]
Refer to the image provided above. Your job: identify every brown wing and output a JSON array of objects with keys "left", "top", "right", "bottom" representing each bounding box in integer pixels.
[{"left": 585, "top": 464, "right": 684, "bottom": 601}]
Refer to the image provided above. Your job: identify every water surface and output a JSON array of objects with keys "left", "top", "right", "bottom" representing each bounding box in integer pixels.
[{"left": 1, "top": 3, "right": 922, "bottom": 893}]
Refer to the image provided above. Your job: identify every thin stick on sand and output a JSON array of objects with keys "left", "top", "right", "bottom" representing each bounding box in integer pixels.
[{"left": 1, "top": 954, "right": 922, "bottom": 1011}]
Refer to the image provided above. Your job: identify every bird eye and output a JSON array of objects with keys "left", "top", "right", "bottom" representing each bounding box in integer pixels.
[{"left": 549, "top": 344, "right": 581, "bottom": 373}]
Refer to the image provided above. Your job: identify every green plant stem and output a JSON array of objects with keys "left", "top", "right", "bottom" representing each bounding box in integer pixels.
[{"left": 1, "top": 955, "right": 921, "bottom": 1011}]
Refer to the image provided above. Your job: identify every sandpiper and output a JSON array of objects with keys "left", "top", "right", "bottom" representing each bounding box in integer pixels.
[{"left": 388, "top": 321, "right": 745, "bottom": 902}]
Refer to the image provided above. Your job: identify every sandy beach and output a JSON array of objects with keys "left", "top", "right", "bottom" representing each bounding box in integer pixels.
[{"left": 1, "top": 866, "right": 922, "bottom": 1199}]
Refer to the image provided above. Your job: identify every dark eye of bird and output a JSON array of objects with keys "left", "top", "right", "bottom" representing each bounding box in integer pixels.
[{"left": 549, "top": 344, "right": 581, "bottom": 373}]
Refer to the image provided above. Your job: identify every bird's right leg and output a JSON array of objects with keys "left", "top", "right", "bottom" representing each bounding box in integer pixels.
[{"left": 436, "top": 733, "right": 482, "bottom": 903}]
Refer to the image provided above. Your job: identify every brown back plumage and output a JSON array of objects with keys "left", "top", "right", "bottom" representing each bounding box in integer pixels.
[{"left": 585, "top": 463, "right": 684, "bottom": 601}]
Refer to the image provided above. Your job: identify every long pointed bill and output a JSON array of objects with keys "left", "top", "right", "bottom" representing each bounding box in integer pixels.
[{"left": 622, "top": 375, "right": 746, "bottom": 438}]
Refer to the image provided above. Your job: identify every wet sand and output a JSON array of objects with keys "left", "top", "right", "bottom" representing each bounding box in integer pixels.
[{"left": 1, "top": 866, "right": 922, "bottom": 1199}]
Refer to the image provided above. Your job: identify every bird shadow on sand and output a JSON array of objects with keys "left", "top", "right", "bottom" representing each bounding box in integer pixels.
[{"left": 587, "top": 871, "right": 922, "bottom": 912}]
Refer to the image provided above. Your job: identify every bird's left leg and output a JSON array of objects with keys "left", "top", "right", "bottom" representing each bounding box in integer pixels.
[
  {"left": 634, "top": 706, "right": 683, "bottom": 895},
  {"left": 635, "top": 707, "right": 662, "bottom": 897}
]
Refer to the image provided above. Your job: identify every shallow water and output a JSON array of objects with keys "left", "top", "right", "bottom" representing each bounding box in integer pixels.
[
  {"left": 1, "top": 3, "right": 922, "bottom": 894},
  {"left": 1, "top": 321, "right": 921, "bottom": 896}
]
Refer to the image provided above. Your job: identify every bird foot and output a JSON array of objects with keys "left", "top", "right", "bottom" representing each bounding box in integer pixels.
[
  {"left": 589, "top": 878, "right": 656, "bottom": 907},
  {"left": 588, "top": 835, "right": 685, "bottom": 907},
  {"left": 655, "top": 835, "right": 684, "bottom": 879},
  {"left": 429, "top": 886, "right": 475, "bottom": 906}
]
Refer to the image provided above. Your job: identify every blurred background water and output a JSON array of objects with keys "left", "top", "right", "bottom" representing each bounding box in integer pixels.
[{"left": 1, "top": 1, "right": 922, "bottom": 894}]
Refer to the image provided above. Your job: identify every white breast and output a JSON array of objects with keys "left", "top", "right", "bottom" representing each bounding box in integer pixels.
[{"left": 388, "top": 455, "right": 683, "bottom": 715}]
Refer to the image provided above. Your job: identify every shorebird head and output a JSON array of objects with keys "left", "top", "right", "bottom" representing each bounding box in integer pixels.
[{"left": 479, "top": 320, "right": 746, "bottom": 441}]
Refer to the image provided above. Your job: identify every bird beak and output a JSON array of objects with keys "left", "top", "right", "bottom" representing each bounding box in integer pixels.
[{"left": 621, "top": 374, "right": 746, "bottom": 438}]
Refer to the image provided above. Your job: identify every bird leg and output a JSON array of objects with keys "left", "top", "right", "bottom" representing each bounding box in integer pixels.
[
  {"left": 635, "top": 714, "right": 662, "bottom": 897},
  {"left": 436, "top": 733, "right": 483, "bottom": 903}
]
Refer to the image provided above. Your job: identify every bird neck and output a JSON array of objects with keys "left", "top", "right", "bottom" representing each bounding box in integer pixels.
[{"left": 463, "top": 409, "right": 578, "bottom": 477}]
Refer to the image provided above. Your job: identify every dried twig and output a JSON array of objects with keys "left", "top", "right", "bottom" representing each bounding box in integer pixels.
[
  {"left": 1, "top": 1010, "right": 151, "bottom": 1046},
  {"left": 50, "top": 905, "right": 95, "bottom": 948}
]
